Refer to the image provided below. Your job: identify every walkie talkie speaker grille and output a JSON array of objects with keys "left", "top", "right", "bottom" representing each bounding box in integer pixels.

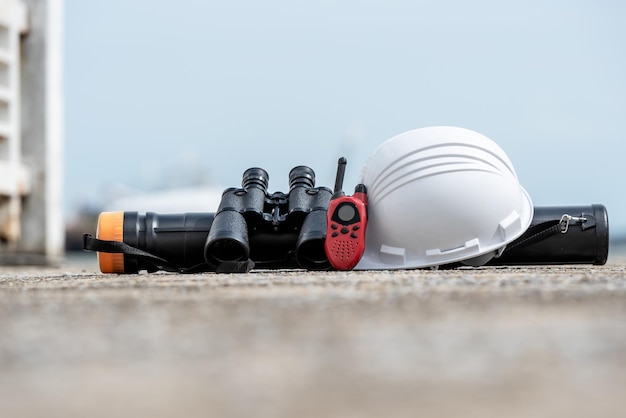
[
  {"left": 329, "top": 239, "right": 359, "bottom": 262},
  {"left": 355, "top": 126, "right": 534, "bottom": 270}
]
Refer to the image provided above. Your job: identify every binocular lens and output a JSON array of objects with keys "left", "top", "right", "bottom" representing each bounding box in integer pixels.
[
  {"left": 204, "top": 210, "right": 250, "bottom": 263},
  {"left": 206, "top": 239, "right": 248, "bottom": 262},
  {"left": 295, "top": 210, "right": 331, "bottom": 270},
  {"left": 296, "top": 239, "right": 329, "bottom": 269}
]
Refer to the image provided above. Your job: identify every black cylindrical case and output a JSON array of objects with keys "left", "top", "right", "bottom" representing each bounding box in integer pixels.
[{"left": 489, "top": 204, "right": 609, "bottom": 266}]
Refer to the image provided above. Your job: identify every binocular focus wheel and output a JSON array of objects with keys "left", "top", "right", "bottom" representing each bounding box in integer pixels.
[{"left": 96, "top": 211, "right": 126, "bottom": 273}]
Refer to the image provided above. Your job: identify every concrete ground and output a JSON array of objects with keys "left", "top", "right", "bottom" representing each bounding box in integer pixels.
[{"left": 1, "top": 254, "right": 626, "bottom": 418}]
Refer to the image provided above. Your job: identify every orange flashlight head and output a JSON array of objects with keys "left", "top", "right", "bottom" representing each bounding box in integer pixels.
[{"left": 96, "top": 211, "right": 125, "bottom": 273}]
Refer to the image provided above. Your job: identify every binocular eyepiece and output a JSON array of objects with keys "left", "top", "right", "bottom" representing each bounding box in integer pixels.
[
  {"left": 242, "top": 167, "right": 270, "bottom": 191},
  {"left": 289, "top": 165, "right": 316, "bottom": 190}
]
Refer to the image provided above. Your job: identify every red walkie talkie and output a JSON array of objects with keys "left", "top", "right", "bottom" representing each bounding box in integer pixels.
[{"left": 325, "top": 157, "right": 368, "bottom": 270}]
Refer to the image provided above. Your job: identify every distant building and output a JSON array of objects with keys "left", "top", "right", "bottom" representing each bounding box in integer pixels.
[{"left": 0, "top": 0, "right": 64, "bottom": 265}]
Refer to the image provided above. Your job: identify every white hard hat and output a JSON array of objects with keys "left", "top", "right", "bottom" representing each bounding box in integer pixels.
[{"left": 355, "top": 126, "right": 533, "bottom": 270}]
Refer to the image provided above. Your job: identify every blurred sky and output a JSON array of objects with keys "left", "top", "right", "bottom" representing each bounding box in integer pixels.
[{"left": 64, "top": 0, "right": 626, "bottom": 230}]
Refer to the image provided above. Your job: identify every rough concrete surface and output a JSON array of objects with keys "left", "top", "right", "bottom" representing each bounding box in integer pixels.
[{"left": 1, "top": 255, "right": 626, "bottom": 418}]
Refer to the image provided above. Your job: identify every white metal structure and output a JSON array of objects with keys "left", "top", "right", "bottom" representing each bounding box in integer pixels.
[
  {"left": 0, "top": 0, "right": 64, "bottom": 264},
  {"left": 0, "top": 0, "right": 29, "bottom": 243}
]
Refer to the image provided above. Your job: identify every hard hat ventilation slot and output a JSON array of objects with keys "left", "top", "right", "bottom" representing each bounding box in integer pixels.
[
  {"left": 379, "top": 244, "right": 406, "bottom": 265},
  {"left": 426, "top": 238, "right": 480, "bottom": 257},
  {"left": 498, "top": 211, "right": 522, "bottom": 241}
]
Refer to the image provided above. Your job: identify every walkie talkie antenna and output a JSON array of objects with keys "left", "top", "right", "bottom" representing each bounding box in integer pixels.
[{"left": 333, "top": 157, "right": 347, "bottom": 196}]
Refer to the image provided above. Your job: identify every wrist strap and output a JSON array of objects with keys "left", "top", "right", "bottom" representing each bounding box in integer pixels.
[{"left": 82, "top": 234, "right": 254, "bottom": 273}]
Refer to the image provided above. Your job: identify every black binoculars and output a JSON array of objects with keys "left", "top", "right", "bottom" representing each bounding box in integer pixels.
[
  {"left": 205, "top": 165, "right": 333, "bottom": 271},
  {"left": 84, "top": 165, "right": 610, "bottom": 274}
]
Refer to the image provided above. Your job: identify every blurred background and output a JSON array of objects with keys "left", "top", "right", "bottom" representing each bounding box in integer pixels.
[
  {"left": 64, "top": 0, "right": 626, "bottom": 254},
  {"left": 3, "top": 0, "right": 626, "bottom": 261}
]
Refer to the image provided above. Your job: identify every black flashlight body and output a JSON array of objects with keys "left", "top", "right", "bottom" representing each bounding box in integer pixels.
[{"left": 121, "top": 212, "right": 215, "bottom": 273}]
